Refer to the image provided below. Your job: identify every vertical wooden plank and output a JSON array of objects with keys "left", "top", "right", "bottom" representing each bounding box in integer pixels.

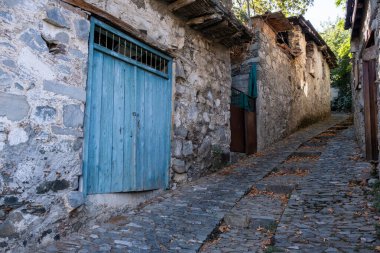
[
  {"left": 156, "top": 76, "right": 164, "bottom": 188},
  {"left": 135, "top": 67, "right": 145, "bottom": 190},
  {"left": 122, "top": 63, "right": 136, "bottom": 192},
  {"left": 148, "top": 73, "right": 159, "bottom": 189},
  {"left": 369, "top": 60, "right": 379, "bottom": 160},
  {"left": 87, "top": 50, "right": 104, "bottom": 194},
  {"left": 111, "top": 59, "right": 125, "bottom": 192},
  {"left": 163, "top": 75, "right": 172, "bottom": 188},
  {"left": 230, "top": 106, "right": 246, "bottom": 153},
  {"left": 144, "top": 72, "right": 154, "bottom": 189},
  {"left": 244, "top": 110, "right": 257, "bottom": 155},
  {"left": 364, "top": 61, "right": 373, "bottom": 160},
  {"left": 98, "top": 54, "right": 115, "bottom": 193},
  {"left": 83, "top": 18, "right": 96, "bottom": 195}
]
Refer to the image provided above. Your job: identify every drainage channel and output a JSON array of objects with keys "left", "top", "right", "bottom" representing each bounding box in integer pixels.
[{"left": 198, "top": 118, "right": 353, "bottom": 253}]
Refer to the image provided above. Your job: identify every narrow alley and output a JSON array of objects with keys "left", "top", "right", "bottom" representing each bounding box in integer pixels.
[{"left": 36, "top": 114, "right": 380, "bottom": 253}]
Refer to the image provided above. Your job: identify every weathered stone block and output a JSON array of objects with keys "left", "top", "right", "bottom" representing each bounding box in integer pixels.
[
  {"left": 172, "top": 139, "right": 182, "bottom": 158},
  {"left": 174, "top": 126, "right": 188, "bottom": 138},
  {"left": 36, "top": 179, "right": 70, "bottom": 194},
  {"left": 0, "top": 221, "right": 17, "bottom": 238},
  {"left": 51, "top": 125, "right": 83, "bottom": 137},
  {"left": 3, "top": 0, "right": 24, "bottom": 8},
  {"left": 249, "top": 216, "right": 276, "bottom": 229},
  {"left": 55, "top": 32, "right": 70, "bottom": 44},
  {"left": 74, "top": 19, "right": 90, "bottom": 40},
  {"left": 20, "top": 28, "right": 47, "bottom": 52},
  {"left": 0, "top": 68, "right": 12, "bottom": 87},
  {"left": 175, "top": 60, "right": 186, "bottom": 80},
  {"left": 182, "top": 141, "right": 193, "bottom": 156},
  {"left": 63, "top": 104, "right": 83, "bottom": 128},
  {"left": 173, "top": 173, "right": 187, "bottom": 183},
  {"left": 73, "top": 138, "right": 83, "bottom": 151},
  {"left": 35, "top": 106, "right": 56, "bottom": 121},
  {"left": 172, "top": 158, "right": 186, "bottom": 174},
  {"left": 63, "top": 191, "right": 84, "bottom": 213},
  {"left": 224, "top": 213, "right": 250, "bottom": 228},
  {"left": 21, "top": 204, "right": 47, "bottom": 216},
  {"left": 8, "top": 127, "right": 29, "bottom": 146},
  {"left": 43, "top": 80, "right": 86, "bottom": 102},
  {"left": 0, "top": 11, "right": 12, "bottom": 23},
  {"left": 3, "top": 196, "right": 19, "bottom": 205},
  {"left": 2, "top": 60, "right": 16, "bottom": 69},
  {"left": 44, "top": 8, "right": 69, "bottom": 28}
]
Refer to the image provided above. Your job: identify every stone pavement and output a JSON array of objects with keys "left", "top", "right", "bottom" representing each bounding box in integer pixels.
[{"left": 35, "top": 114, "right": 380, "bottom": 252}]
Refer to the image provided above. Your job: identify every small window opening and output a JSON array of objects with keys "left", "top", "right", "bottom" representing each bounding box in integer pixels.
[{"left": 276, "top": 31, "right": 290, "bottom": 47}]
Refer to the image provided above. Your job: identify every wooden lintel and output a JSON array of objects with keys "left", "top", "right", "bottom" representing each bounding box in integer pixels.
[
  {"left": 186, "top": 13, "right": 222, "bottom": 26},
  {"left": 363, "top": 46, "right": 377, "bottom": 61},
  {"left": 168, "top": 0, "right": 196, "bottom": 12}
]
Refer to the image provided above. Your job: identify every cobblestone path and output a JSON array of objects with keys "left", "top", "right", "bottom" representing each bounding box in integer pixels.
[{"left": 38, "top": 114, "right": 380, "bottom": 253}]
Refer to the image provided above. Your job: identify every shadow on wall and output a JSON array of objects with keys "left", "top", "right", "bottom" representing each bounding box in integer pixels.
[{"left": 297, "top": 112, "right": 331, "bottom": 130}]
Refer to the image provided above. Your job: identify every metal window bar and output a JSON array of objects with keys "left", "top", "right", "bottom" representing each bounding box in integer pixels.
[
  {"left": 94, "top": 25, "right": 169, "bottom": 74},
  {"left": 231, "top": 87, "right": 255, "bottom": 112}
]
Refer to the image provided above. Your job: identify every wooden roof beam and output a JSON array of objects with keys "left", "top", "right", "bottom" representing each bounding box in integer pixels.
[
  {"left": 168, "top": 0, "right": 197, "bottom": 12},
  {"left": 186, "top": 13, "right": 222, "bottom": 26}
]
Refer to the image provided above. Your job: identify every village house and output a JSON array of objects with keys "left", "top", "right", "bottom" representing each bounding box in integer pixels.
[
  {"left": 345, "top": 0, "right": 380, "bottom": 161},
  {"left": 230, "top": 12, "right": 336, "bottom": 153},
  {"left": 0, "top": 0, "right": 335, "bottom": 250},
  {"left": 0, "top": 0, "right": 251, "bottom": 248}
]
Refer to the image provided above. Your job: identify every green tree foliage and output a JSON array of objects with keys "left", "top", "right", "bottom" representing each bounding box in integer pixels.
[
  {"left": 321, "top": 18, "right": 352, "bottom": 111},
  {"left": 233, "top": 0, "right": 314, "bottom": 23}
]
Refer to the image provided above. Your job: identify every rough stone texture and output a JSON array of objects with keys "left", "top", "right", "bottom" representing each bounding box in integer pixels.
[
  {"left": 84, "top": 0, "right": 232, "bottom": 182},
  {"left": 232, "top": 18, "right": 331, "bottom": 151},
  {"left": 0, "top": 0, "right": 88, "bottom": 250},
  {"left": 350, "top": 0, "right": 379, "bottom": 158}
]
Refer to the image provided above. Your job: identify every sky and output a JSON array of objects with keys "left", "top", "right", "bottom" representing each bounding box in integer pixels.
[{"left": 304, "top": 0, "right": 345, "bottom": 31}]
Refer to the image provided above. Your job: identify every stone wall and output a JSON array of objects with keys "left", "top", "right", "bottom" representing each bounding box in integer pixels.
[
  {"left": 0, "top": 0, "right": 89, "bottom": 249},
  {"left": 0, "top": 0, "right": 232, "bottom": 250},
  {"left": 350, "top": 0, "right": 379, "bottom": 155},
  {"left": 232, "top": 18, "right": 331, "bottom": 150}
]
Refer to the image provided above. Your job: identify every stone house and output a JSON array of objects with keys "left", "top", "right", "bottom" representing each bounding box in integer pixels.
[
  {"left": 0, "top": 0, "right": 251, "bottom": 249},
  {"left": 345, "top": 0, "right": 380, "bottom": 161},
  {"left": 230, "top": 12, "right": 336, "bottom": 152}
]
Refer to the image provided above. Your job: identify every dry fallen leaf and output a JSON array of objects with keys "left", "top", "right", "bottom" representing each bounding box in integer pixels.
[{"left": 218, "top": 225, "right": 230, "bottom": 233}]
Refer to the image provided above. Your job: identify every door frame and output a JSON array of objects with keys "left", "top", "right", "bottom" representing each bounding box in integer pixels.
[
  {"left": 363, "top": 59, "right": 378, "bottom": 161},
  {"left": 82, "top": 17, "right": 173, "bottom": 195}
]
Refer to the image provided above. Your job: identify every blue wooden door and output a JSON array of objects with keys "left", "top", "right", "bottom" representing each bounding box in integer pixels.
[{"left": 83, "top": 19, "right": 172, "bottom": 194}]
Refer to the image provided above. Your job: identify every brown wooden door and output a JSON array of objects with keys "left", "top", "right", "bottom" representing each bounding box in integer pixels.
[
  {"left": 230, "top": 106, "right": 257, "bottom": 155},
  {"left": 230, "top": 105, "right": 246, "bottom": 153},
  {"left": 363, "top": 60, "right": 378, "bottom": 160}
]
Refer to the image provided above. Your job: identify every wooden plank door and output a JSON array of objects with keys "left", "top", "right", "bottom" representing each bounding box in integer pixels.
[
  {"left": 83, "top": 19, "right": 172, "bottom": 194},
  {"left": 363, "top": 60, "right": 378, "bottom": 160},
  {"left": 230, "top": 105, "right": 246, "bottom": 153}
]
